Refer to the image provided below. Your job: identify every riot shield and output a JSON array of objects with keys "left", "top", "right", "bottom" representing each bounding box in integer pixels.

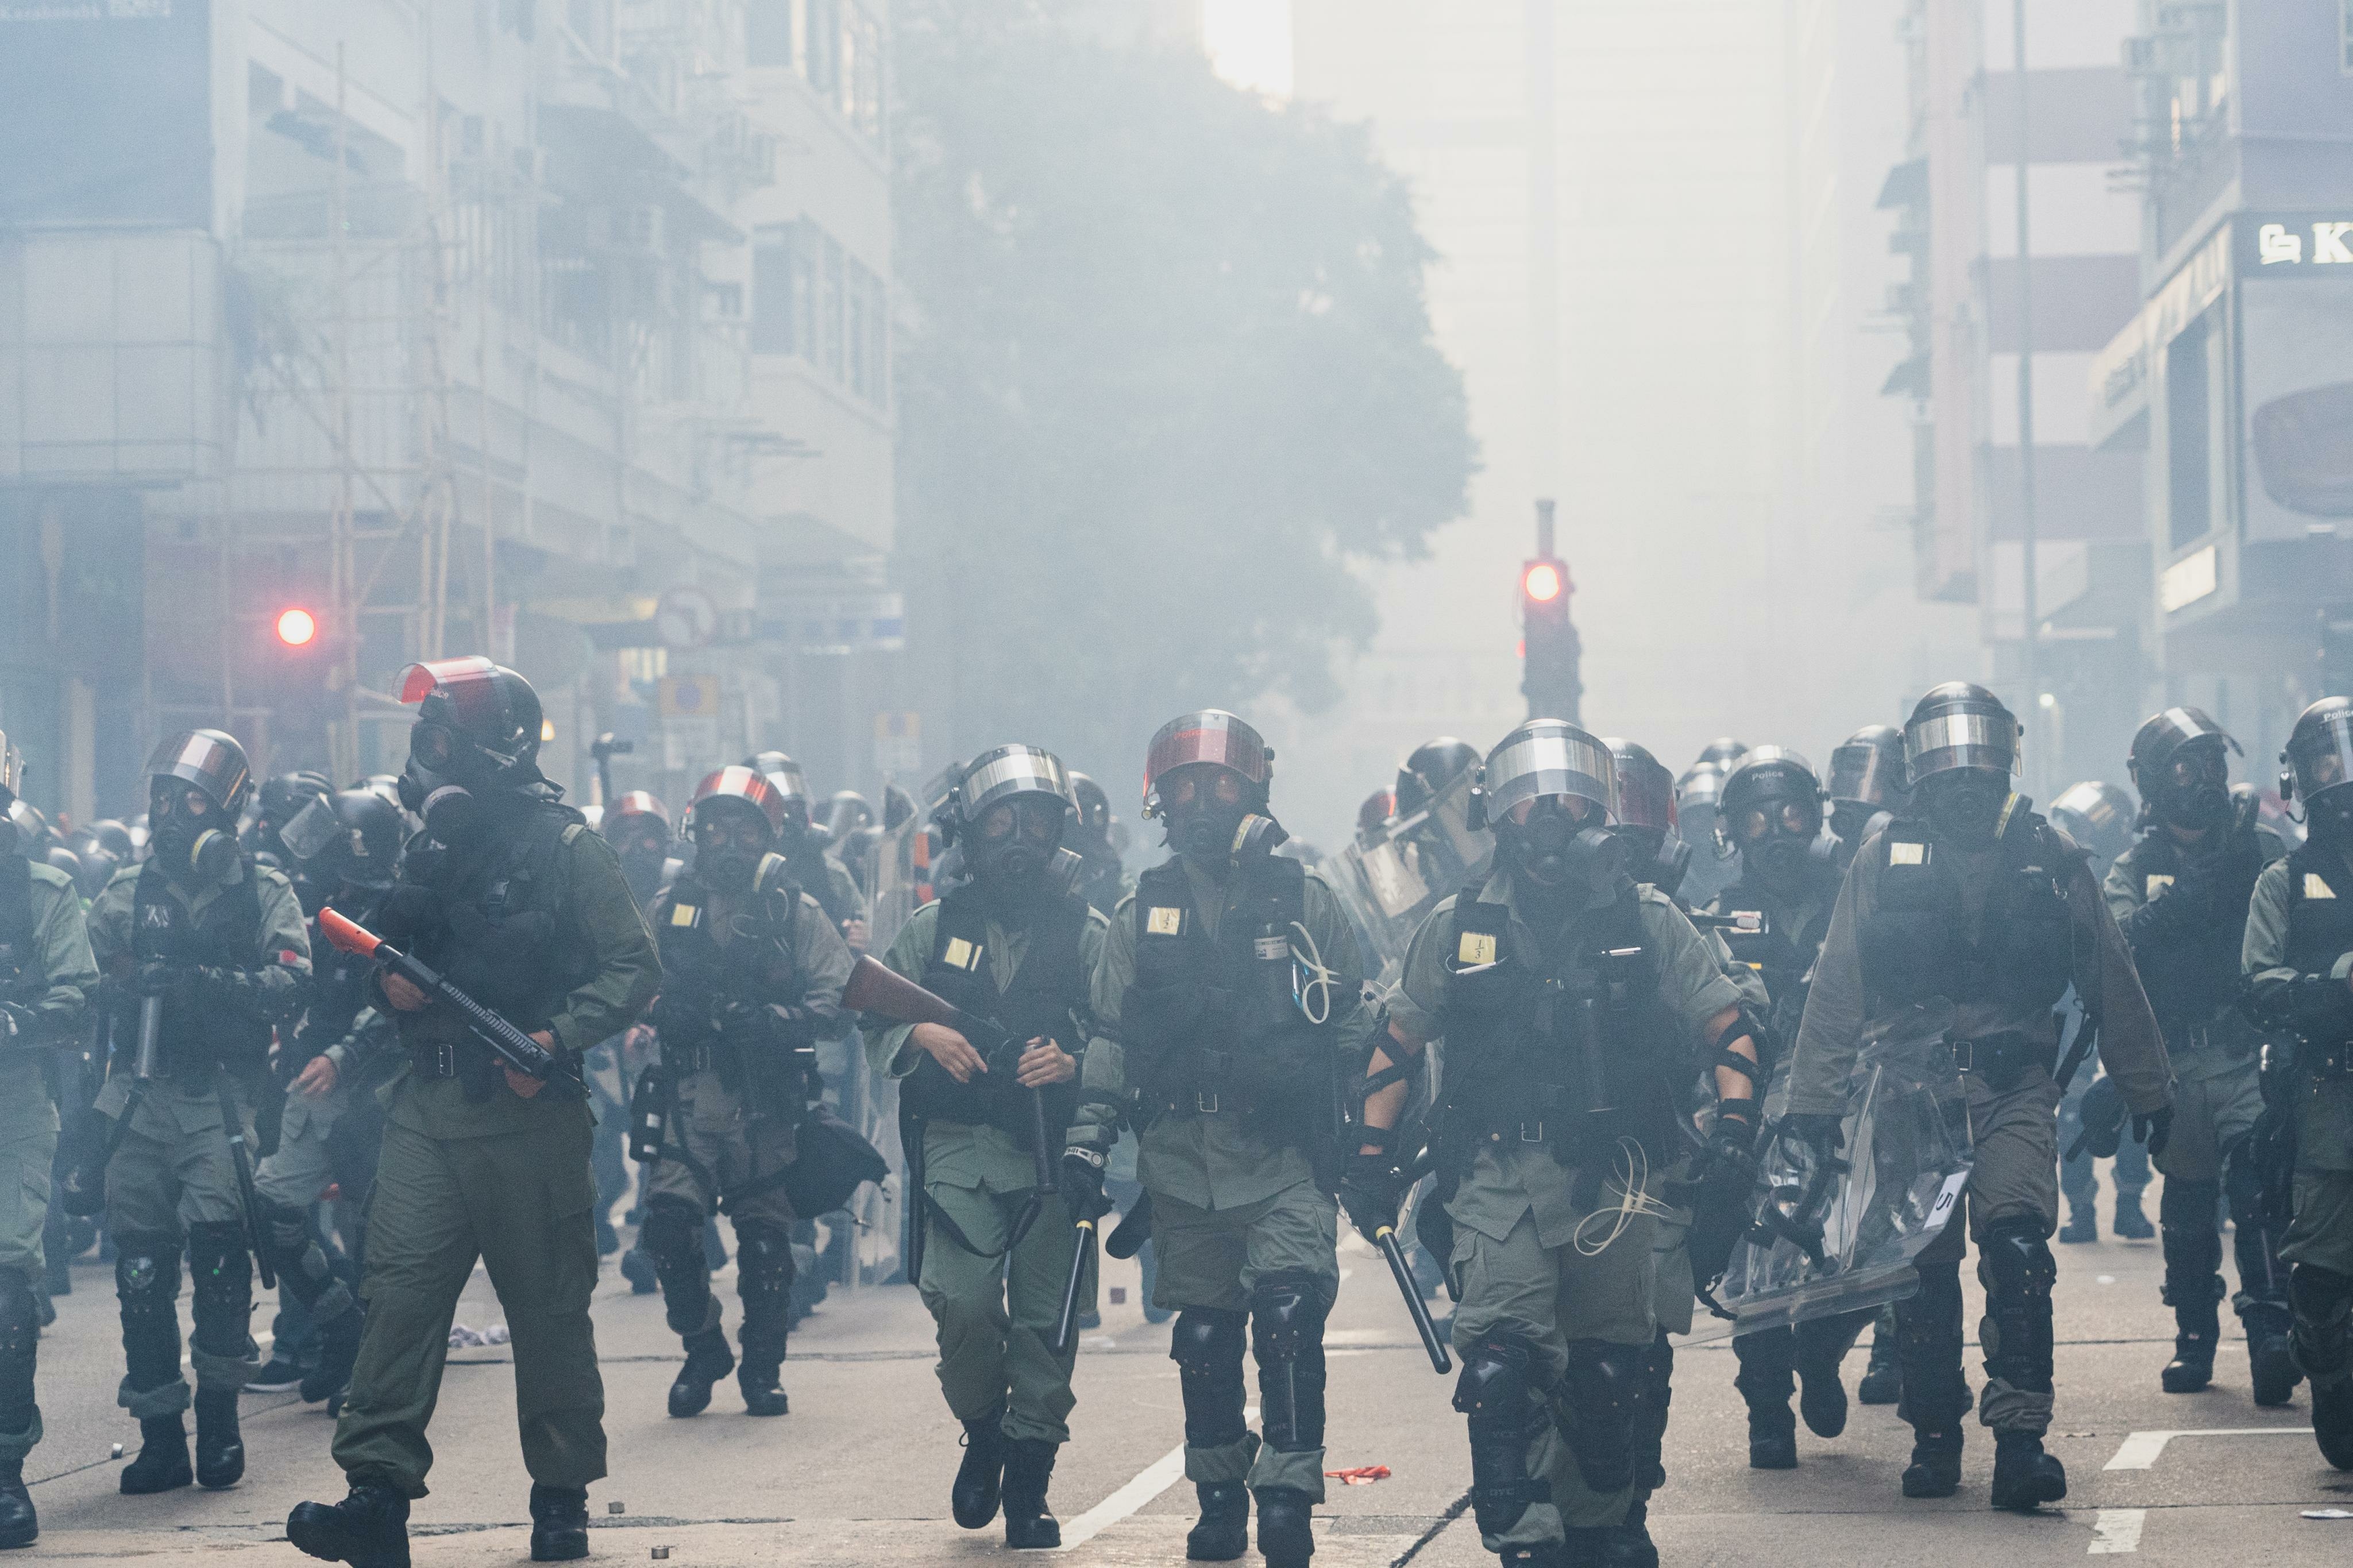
[
  {"left": 1323, "top": 768, "right": 1490, "bottom": 987},
  {"left": 862, "top": 809, "right": 931, "bottom": 956},
  {"left": 1687, "top": 1001, "right": 1973, "bottom": 1343}
]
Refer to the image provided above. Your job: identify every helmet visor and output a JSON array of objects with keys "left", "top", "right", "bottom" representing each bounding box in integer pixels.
[
  {"left": 961, "top": 745, "right": 1074, "bottom": 825},
  {"left": 2289, "top": 709, "right": 2353, "bottom": 804},
  {"left": 688, "top": 765, "right": 786, "bottom": 837},
  {"left": 1827, "top": 740, "right": 1903, "bottom": 808},
  {"left": 1144, "top": 712, "right": 1270, "bottom": 798},
  {"left": 1483, "top": 725, "right": 1618, "bottom": 824},
  {"left": 1905, "top": 710, "right": 2019, "bottom": 784},
  {"left": 1608, "top": 748, "right": 1676, "bottom": 835},
  {"left": 145, "top": 731, "right": 250, "bottom": 812},
  {"left": 278, "top": 795, "right": 344, "bottom": 864}
]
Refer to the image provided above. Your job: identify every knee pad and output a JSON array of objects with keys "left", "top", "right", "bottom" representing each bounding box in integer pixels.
[
  {"left": 1453, "top": 1334, "right": 1550, "bottom": 1538},
  {"left": 186, "top": 1221, "right": 253, "bottom": 1351},
  {"left": 1249, "top": 1272, "right": 1329, "bottom": 1453},
  {"left": 1248, "top": 1271, "right": 1329, "bottom": 1364},
  {"left": 1557, "top": 1338, "right": 1641, "bottom": 1495},
  {"left": 1980, "top": 1219, "right": 2056, "bottom": 1303},
  {"left": 641, "top": 1196, "right": 716, "bottom": 1335},
  {"left": 1171, "top": 1306, "right": 1247, "bottom": 1374},
  {"left": 114, "top": 1233, "right": 182, "bottom": 1319},
  {"left": 734, "top": 1221, "right": 796, "bottom": 1307},
  {"left": 1170, "top": 1308, "right": 1248, "bottom": 1450}
]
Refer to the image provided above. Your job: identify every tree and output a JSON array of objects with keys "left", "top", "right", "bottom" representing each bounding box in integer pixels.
[{"left": 893, "top": 0, "right": 1476, "bottom": 790}]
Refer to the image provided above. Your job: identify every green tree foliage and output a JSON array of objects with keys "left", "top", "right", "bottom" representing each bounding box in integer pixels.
[{"left": 893, "top": 0, "right": 1476, "bottom": 788}]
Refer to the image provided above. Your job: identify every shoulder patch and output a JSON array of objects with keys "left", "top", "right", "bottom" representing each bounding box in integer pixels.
[
  {"left": 668, "top": 902, "right": 702, "bottom": 928},
  {"left": 1456, "top": 929, "right": 1498, "bottom": 965},
  {"left": 2146, "top": 873, "right": 2175, "bottom": 899},
  {"left": 2306, "top": 872, "right": 2337, "bottom": 901},
  {"left": 1144, "top": 906, "right": 1184, "bottom": 937},
  {"left": 1888, "top": 841, "right": 1928, "bottom": 867},
  {"left": 940, "top": 936, "right": 983, "bottom": 971}
]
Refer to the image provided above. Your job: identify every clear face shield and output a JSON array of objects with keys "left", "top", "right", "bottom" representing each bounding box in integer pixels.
[{"left": 2288, "top": 708, "right": 2353, "bottom": 832}]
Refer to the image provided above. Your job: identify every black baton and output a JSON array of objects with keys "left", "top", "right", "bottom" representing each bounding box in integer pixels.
[{"left": 1374, "top": 1224, "right": 1452, "bottom": 1374}]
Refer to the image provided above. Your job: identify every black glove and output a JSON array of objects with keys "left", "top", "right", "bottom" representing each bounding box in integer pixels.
[
  {"left": 1337, "top": 1151, "right": 1409, "bottom": 1246},
  {"left": 134, "top": 960, "right": 194, "bottom": 1002},
  {"left": 2132, "top": 1103, "right": 2173, "bottom": 1160},
  {"left": 1775, "top": 1111, "right": 1845, "bottom": 1160},
  {"left": 1707, "top": 1103, "right": 1760, "bottom": 1169},
  {"left": 2076, "top": 1074, "right": 2127, "bottom": 1158},
  {"left": 1059, "top": 1148, "right": 1113, "bottom": 1222},
  {"left": 647, "top": 990, "right": 710, "bottom": 1041}
]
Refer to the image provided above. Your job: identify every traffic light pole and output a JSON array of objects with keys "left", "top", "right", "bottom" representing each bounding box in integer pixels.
[{"left": 1521, "top": 498, "right": 1581, "bottom": 724}]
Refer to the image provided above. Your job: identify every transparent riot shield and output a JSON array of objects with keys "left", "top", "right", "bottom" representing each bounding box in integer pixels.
[
  {"left": 862, "top": 809, "right": 931, "bottom": 956},
  {"left": 1323, "top": 768, "right": 1490, "bottom": 988},
  {"left": 1692, "top": 1001, "right": 1974, "bottom": 1342}
]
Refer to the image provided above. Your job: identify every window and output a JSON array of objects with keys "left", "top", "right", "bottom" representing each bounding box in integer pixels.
[
  {"left": 821, "top": 234, "right": 846, "bottom": 380},
  {"left": 751, "top": 222, "right": 820, "bottom": 357},
  {"left": 746, "top": 0, "right": 792, "bottom": 68},
  {"left": 807, "top": 0, "right": 840, "bottom": 94},
  {"left": 2167, "top": 311, "right": 2213, "bottom": 550}
]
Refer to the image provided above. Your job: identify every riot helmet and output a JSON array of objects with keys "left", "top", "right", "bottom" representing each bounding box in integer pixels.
[
  {"left": 603, "top": 789, "right": 674, "bottom": 904},
  {"left": 2128, "top": 707, "right": 2239, "bottom": 832},
  {"left": 1471, "top": 720, "right": 1621, "bottom": 891},
  {"left": 255, "top": 770, "right": 333, "bottom": 843},
  {"left": 284, "top": 788, "right": 407, "bottom": 894},
  {"left": 84, "top": 818, "right": 135, "bottom": 862},
  {"left": 146, "top": 728, "right": 252, "bottom": 884},
  {"left": 5, "top": 800, "right": 49, "bottom": 862},
  {"left": 944, "top": 744, "right": 1075, "bottom": 892},
  {"left": 1697, "top": 737, "right": 1749, "bottom": 769},
  {"left": 396, "top": 658, "right": 545, "bottom": 842},
  {"left": 1141, "top": 710, "right": 1276, "bottom": 864},
  {"left": 1825, "top": 724, "right": 1909, "bottom": 847},
  {"left": 882, "top": 781, "right": 917, "bottom": 832},
  {"left": 43, "top": 844, "right": 79, "bottom": 883},
  {"left": 1394, "top": 736, "right": 1479, "bottom": 820},
  {"left": 1717, "top": 747, "right": 1828, "bottom": 893},
  {"left": 1903, "top": 682, "right": 2020, "bottom": 847},
  {"left": 743, "top": 751, "right": 816, "bottom": 836},
  {"left": 2050, "top": 781, "right": 2136, "bottom": 872},
  {"left": 2282, "top": 696, "right": 2353, "bottom": 841},
  {"left": 686, "top": 765, "right": 786, "bottom": 894},
  {"left": 1069, "top": 772, "right": 1113, "bottom": 839},
  {"left": 71, "top": 841, "right": 119, "bottom": 900},
  {"left": 1604, "top": 737, "right": 1688, "bottom": 895},
  {"left": 826, "top": 790, "right": 875, "bottom": 843}
]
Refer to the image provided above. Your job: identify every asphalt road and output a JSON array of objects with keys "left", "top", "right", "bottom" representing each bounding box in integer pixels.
[{"left": 20, "top": 1178, "right": 2353, "bottom": 1566}]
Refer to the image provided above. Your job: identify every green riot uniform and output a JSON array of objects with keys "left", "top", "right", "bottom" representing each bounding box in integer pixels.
[
  {"left": 1786, "top": 813, "right": 2167, "bottom": 1455},
  {"left": 867, "top": 891, "right": 1108, "bottom": 1447},
  {"left": 638, "top": 855, "right": 851, "bottom": 1412},
  {"left": 87, "top": 858, "right": 311, "bottom": 1424},
  {"left": 327, "top": 797, "right": 658, "bottom": 1501},
  {"left": 2107, "top": 818, "right": 2291, "bottom": 1397},
  {"left": 0, "top": 857, "right": 98, "bottom": 1478},
  {"left": 1389, "top": 867, "right": 1744, "bottom": 1551},
  {"left": 1078, "top": 855, "right": 1372, "bottom": 1506}
]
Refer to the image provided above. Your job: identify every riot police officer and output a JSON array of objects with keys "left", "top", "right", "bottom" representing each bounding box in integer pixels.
[
  {"left": 1781, "top": 683, "right": 2171, "bottom": 1509},
  {"left": 593, "top": 790, "right": 672, "bottom": 1262},
  {"left": 746, "top": 751, "right": 870, "bottom": 950},
  {"left": 288, "top": 658, "right": 658, "bottom": 1566},
  {"left": 1075, "top": 711, "right": 1370, "bottom": 1568},
  {"left": 250, "top": 788, "right": 408, "bottom": 1412},
  {"left": 869, "top": 746, "right": 1108, "bottom": 1548},
  {"left": 2049, "top": 781, "right": 2152, "bottom": 1246},
  {"left": 1066, "top": 771, "right": 1133, "bottom": 920},
  {"left": 248, "top": 771, "right": 333, "bottom": 867},
  {"left": 0, "top": 736, "right": 98, "bottom": 1546},
  {"left": 636, "top": 765, "right": 851, "bottom": 1420},
  {"left": 1706, "top": 747, "right": 1875, "bottom": 1468},
  {"left": 1675, "top": 762, "right": 1737, "bottom": 911},
  {"left": 2242, "top": 696, "right": 2353, "bottom": 1469},
  {"left": 2104, "top": 710, "right": 2293, "bottom": 1403},
  {"left": 1394, "top": 737, "right": 1481, "bottom": 823},
  {"left": 603, "top": 791, "right": 676, "bottom": 913},
  {"left": 87, "top": 729, "right": 312, "bottom": 1495},
  {"left": 1824, "top": 725, "right": 1910, "bottom": 868},
  {"left": 1349, "top": 721, "right": 1762, "bottom": 1568}
]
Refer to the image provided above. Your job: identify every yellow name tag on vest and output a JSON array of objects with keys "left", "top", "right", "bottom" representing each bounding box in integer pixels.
[
  {"left": 1889, "top": 842, "right": 1927, "bottom": 866},
  {"left": 669, "top": 903, "right": 700, "bottom": 928},
  {"left": 2146, "top": 874, "right": 2174, "bottom": 899},
  {"left": 2308, "top": 873, "right": 2337, "bottom": 900},
  {"left": 942, "top": 937, "right": 982, "bottom": 970},
  {"left": 1146, "top": 907, "right": 1184, "bottom": 936},
  {"left": 1457, "top": 931, "right": 1497, "bottom": 965}
]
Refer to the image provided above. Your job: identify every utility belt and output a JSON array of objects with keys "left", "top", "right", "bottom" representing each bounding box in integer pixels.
[
  {"left": 1142, "top": 1048, "right": 1260, "bottom": 1121},
  {"left": 2159, "top": 1013, "right": 2261, "bottom": 1061},
  {"left": 2296, "top": 1038, "right": 2353, "bottom": 1079},
  {"left": 1948, "top": 1030, "right": 2055, "bottom": 1093}
]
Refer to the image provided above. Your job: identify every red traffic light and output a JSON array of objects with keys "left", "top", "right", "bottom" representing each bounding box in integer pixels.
[
  {"left": 1522, "top": 561, "right": 1564, "bottom": 604},
  {"left": 275, "top": 608, "right": 319, "bottom": 647}
]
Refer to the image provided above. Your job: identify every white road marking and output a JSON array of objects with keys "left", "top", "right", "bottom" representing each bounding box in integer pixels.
[
  {"left": 2088, "top": 1509, "right": 2145, "bottom": 1554},
  {"left": 2103, "top": 1427, "right": 2313, "bottom": 1470},
  {"left": 1057, "top": 1406, "right": 1257, "bottom": 1551}
]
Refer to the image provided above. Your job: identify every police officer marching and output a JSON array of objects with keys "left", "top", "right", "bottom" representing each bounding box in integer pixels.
[
  {"left": 287, "top": 658, "right": 659, "bottom": 1567},
  {"left": 86, "top": 730, "right": 312, "bottom": 1497},
  {"left": 2243, "top": 696, "right": 2353, "bottom": 1470},
  {"left": 1350, "top": 721, "right": 1764, "bottom": 1568},
  {"left": 1780, "top": 683, "right": 2171, "bottom": 1509},
  {"left": 2103, "top": 709, "right": 2294, "bottom": 1404},
  {"left": 0, "top": 736, "right": 99, "bottom": 1547},
  {"left": 1078, "top": 711, "right": 1371, "bottom": 1568},
  {"left": 637, "top": 764, "right": 853, "bottom": 1420},
  {"left": 867, "top": 745, "right": 1108, "bottom": 1548}
]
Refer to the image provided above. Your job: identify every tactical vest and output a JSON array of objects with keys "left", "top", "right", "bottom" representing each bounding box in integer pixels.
[
  {"left": 898, "top": 885, "right": 1090, "bottom": 1148},
  {"left": 1855, "top": 813, "right": 2074, "bottom": 1014},
  {"left": 2124, "top": 825, "right": 2272, "bottom": 1038},
  {"left": 1122, "top": 854, "right": 1326, "bottom": 1141},
  {"left": 292, "top": 887, "right": 389, "bottom": 1080},
  {"left": 129, "top": 857, "right": 271, "bottom": 1077},
  {"left": 0, "top": 858, "right": 32, "bottom": 1002},
  {"left": 1714, "top": 865, "right": 1838, "bottom": 1048},
  {"left": 2283, "top": 844, "right": 2353, "bottom": 988},
  {"left": 1432, "top": 875, "right": 1683, "bottom": 1173},
  {"left": 393, "top": 799, "right": 595, "bottom": 1085},
  {"left": 653, "top": 853, "right": 807, "bottom": 1088},
  {"left": 786, "top": 844, "right": 857, "bottom": 930}
]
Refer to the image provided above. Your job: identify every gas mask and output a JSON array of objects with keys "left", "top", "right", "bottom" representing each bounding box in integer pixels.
[
  {"left": 1157, "top": 766, "right": 1260, "bottom": 866},
  {"left": 149, "top": 785, "right": 240, "bottom": 885},
  {"left": 1829, "top": 801, "right": 1889, "bottom": 850},
  {"left": 1924, "top": 772, "right": 2012, "bottom": 848},
  {"left": 618, "top": 837, "right": 670, "bottom": 905},
  {"left": 2156, "top": 747, "right": 2232, "bottom": 832},
  {"left": 693, "top": 812, "right": 769, "bottom": 897},
  {"left": 2309, "top": 788, "right": 2353, "bottom": 847},
  {"left": 1498, "top": 797, "right": 1621, "bottom": 890},
  {"left": 967, "top": 797, "right": 1066, "bottom": 890},
  {"left": 399, "top": 718, "right": 506, "bottom": 844},
  {"left": 1615, "top": 828, "right": 1691, "bottom": 899}
]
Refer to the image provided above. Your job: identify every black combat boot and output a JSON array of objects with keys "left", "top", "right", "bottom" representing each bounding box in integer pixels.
[
  {"left": 737, "top": 1363, "right": 789, "bottom": 1417},
  {"left": 733, "top": 1221, "right": 793, "bottom": 1416},
  {"left": 2235, "top": 1206, "right": 2301, "bottom": 1408},
  {"left": 1734, "top": 1328, "right": 1797, "bottom": 1469},
  {"left": 2315, "top": 1377, "right": 2353, "bottom": 1471},
  {"left": 952, "top": 1404, "right": 1006, "bottom": 1529},
  {"left": 2158, "top": 1184, "right": 2225, "bottom": 1392},
  {"left": 119, "top": 1413, "right": 192, "bottom": 1495},
  {"left": 1988, "top": 1431, "right": 2066, "bottom": 1511},
  {"left": 1900, "top": 1428, "right": 1962, "bottom": 1499},
  {"left": 2294, "top": 1264, "right": 2353, "bottom": 1468},
  {"left": 0, "top": 1457, "right": 34, "bottom": 1550},
  {"left": 1794, "top": 1310, "right": 1869, "bottom": 1438},
  {"left": 1857, "top": 1315, "right": 1901, "bottom": 1406},
  {"left": 287, "top": 1482, "right": 411, "bottom": 1568},
  {"left": 2113, "top": 1190, "right": 2153, "bottom": 1239},
  {"left": 1253, "top": 1487, "right": 1313, "bottom": 1568},
  {"left": 302, "top": 1306, "right": 364, "bottom": 1408},
  {"left": 2055, "top": 1206, "right": 2097, "bottom": 1244},
  {"left": 0, "top": 1269, "right": 38, "bottom": 1542},
  {"left": 666, "top": 1328, "right": 734, "bottom": 1418},
  {"left": 528, "top": 1484, "right": 591, "bottom": 1562},
  {"left": 194, "top": 1388, "right": 245, "bottom": 1489},
  {"left": 1600, "top": 1496, "right": 1658, "bottom": 1568},
  {"left": 1186, "top": 1481, "right": 1249, "bottom": 1562},
  {"left": 1001, "top": 1437, "right": 1061, "bottom": 1549},
  {"left": 1895, "top": 1257, "right": 1968, "bottom": 1500}
]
